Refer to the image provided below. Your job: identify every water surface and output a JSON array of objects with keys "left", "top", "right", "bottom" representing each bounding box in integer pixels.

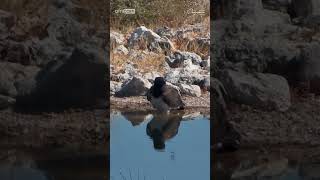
[
  {"left": 0, "top": 148, "right": 108, "bottom": 180},
  {"left": 110, "top": 111, "right": 210, "bottom": 180},
  {"left": 215, "top": 150, "right": 320, "bottom": 180}
]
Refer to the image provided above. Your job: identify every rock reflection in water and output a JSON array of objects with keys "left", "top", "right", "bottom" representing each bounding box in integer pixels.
[
  {"left": 0, "top": 150, "right": 47, "bottom": 180},
  {"left": 0, "top": 149, "right": 108, "bottom": 180},
  {"left": 214, "top": 151, "right": 320, "bottom": 180}
]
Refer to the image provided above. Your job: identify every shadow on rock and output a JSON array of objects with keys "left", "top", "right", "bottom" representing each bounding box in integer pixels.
[{"left": 14, "top": 45, "right": 108, "bottom": 113}]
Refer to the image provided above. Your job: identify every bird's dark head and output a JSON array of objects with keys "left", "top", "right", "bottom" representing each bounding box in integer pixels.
[
  {"left": 151, "top": 129, "right": 165, "bottom": 150},
  {"left": 154, "top": 77, "right": 166, "bottom": 87},
  {"left": 153, "top": 77, "right": 166, "bottom": 98}
]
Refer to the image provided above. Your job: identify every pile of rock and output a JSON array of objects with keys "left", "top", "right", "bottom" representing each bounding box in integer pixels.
[
  {"left": 111, "top": 24, "right": 210, "bottom": 98},
  {"left": 0, "top": 1, "right": 107, "bottom": 111},
  {"left": 212, "top": 0, "right": 320, "bottom": 151}
]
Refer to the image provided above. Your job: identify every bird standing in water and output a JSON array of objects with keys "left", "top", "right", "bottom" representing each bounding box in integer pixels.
[{"left": 146, "top": 77, "right": 185, "bottom": 113}]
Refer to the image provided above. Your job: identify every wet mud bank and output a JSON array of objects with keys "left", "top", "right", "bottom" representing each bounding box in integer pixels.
[{"left": 110, "top": 94, "right": 210, "bottom": 115}]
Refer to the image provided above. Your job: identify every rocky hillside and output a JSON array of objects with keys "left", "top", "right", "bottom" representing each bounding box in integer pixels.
[
  {"left": 0, "top": 0, "right": 108, "bottom": 112},
  {"left": 110, "top": 0, "right": 210, "bottom": 101},
  {"left": 110, "top": 23, "right": 210, "bottom": 99},
  {"left": 212, "top": 0, "right": 320, "bottom": 149}
]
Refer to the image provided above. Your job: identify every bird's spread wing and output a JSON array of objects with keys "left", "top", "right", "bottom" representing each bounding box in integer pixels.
[{"left": 161, "top": 85, "right": 184, "bottom": 108}]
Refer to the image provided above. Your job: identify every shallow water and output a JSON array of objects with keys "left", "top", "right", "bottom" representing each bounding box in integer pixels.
[
  {"left": 110, "top": 111, "right": 210, "bottom": 180},
  {"left": 0, "top": 148, "right": 108, "bottom": 180}
]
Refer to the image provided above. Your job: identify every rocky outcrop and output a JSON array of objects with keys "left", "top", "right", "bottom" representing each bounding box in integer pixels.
[
  {"left": 0, "top": 0, "right": 108, "bottom": 112},
  {"left": 16, "top": 46, "right": 107, "bottom": 112},
  {"left": 0, "top": 9, "right": 15, "bottom": 30},
  {"left": 178, "top": 84, "right": 202, "bottom": 97},
  {"left": 115, "top": 76, "right": 151, "bottom": 97},
  {"left": 127, "top": 26, "right": 174, "bottom": 53},
  {"left": 212, "top": 0, "right": 320, "bottom": 109},
  {"left": 165, "top": 51, "right": 202, "bottom": 68},
  {"left": 110, "top": 31, "right": 125, "bottom": 50},
  {"left": 110, "top": 81, "right": 122, "bottom": 95},
  {"left": 0, "top": 62, "right": 40, "bottom": 98},
  {"left": 211, "top": 78, "right": 241, "bottom": 153},
  {"left": 0, "top": 95, "right": 15, "bottom": 109},
  {"left": 291, "top": 0, "right": 320, "bottom": 17},
  {"left": 218, "top": 70, "right": 291, "bottom": 112}
]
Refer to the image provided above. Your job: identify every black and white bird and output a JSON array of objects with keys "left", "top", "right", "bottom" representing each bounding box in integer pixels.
[{"left": 146, "top": 77, "right": 185, "bottom": 113}]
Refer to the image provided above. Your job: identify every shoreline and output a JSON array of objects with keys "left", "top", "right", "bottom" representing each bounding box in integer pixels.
[
  {"left": 110, "top": 94, "right": 210, "bottom": 115},
  {"left": 0, "top": 109, "right": 109, "bottom": 151},
  {"left": 0, "top": 94, "right": 319, "bottom": 150}
]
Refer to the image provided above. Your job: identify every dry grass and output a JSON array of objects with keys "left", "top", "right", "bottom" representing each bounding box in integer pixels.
[
  {"left": 111, "top": 51, "right": 166, "bottom": 74},
  {"left": 72, "top": 0, "right": 108, "bottom": 28},
  {"left": 173, "top": 35, "right": 209, "bottom": 58},
  {"left": 110, "top": 0, "right": 210, "bottom": 31}
]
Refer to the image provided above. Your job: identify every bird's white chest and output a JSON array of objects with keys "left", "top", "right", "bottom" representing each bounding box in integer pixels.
[{"left": 150, "top": 97, "right": 170, "bottom": 112}]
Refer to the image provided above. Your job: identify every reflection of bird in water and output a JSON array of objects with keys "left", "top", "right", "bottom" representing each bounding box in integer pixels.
[
  {"left": 146, "top": 113, "right": 183, "bottom": 150},
  {"left": 146, "top": 77, "right": 185, "bottom": 113}
]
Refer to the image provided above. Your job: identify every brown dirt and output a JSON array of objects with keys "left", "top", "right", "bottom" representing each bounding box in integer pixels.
[
  {"left": 0, "top": 109, "right": 109, "bottom": 151},
  {"left": 110, "top": 93, "right": 210, "bottom": 115},
  {"left": 228, "top": 94, "right": 320, "bottom": 147}
]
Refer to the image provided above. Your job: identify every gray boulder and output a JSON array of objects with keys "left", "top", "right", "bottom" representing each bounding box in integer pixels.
[
  {"left": 262, "top": 0, "right": 292, "bottom": 12},
  {"left": 292, "top": 0, "right": 320, "bottom": 17},
  {"left": 47, "top": 0, "right": 83, "bottom": 46},
  {"left": 211, "top": 78, "right": 241, "bottom": 152},
  {"left": 16, "top": 45, "right": 107, "bottom": 111},
  {"left": 0, "top": 95, "right": 15, "bottom": 110},
  {"left": 127, "top": 26, "right": 174, "bottom": 53},
  {"left": 115, "top": 76, "right": 151, "bottom": 97},
  {"left": 110, "top": 81, "right": 122, "bottom": 95},
  {"left": 218, "top": 69, "right": 291, "bottom": 111},
  {"left": 0, "top": 40, "right": 33, "bottom": 65},
  {"left": 113, "top": 45, "right": 129, "bottom": 55},
  {"left": 212, "top": 0, "right": 301, "bottom": 77},
  {"left": 197, "top": 76, "right": 210, "bottom": 91},
  {"left": 110, "top": 31, "right": 125, "bottom": 49},
  {"left": 0, "top": 62, "right": 40, "bottom": 98},
  {"left": 178, "top": 84, "right": 202, "bottom": 97},
  {"left": 0, "top": 10, "right": 15, "bottom": 30},
  {"left": 143, "top": 71, "right": 162, "bottom": 83},
  {"left": 165, "top": 51, "right": 203, "bottom": 68},
  {"left": 303, "top": 15, "right": 320, "bottom": 29},
  {"left": 164, "top": 68, "right": 207, "bottom": 85}
]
